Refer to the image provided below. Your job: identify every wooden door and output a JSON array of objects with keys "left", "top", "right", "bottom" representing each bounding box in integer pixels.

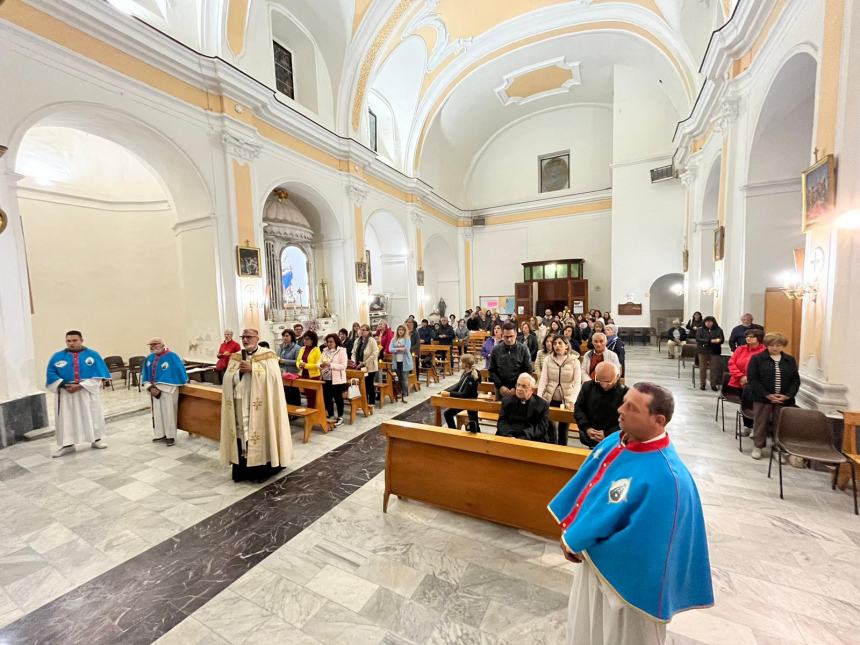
[
  {"left": 764, "top": 288, "right": 802, "bottom": 352},
  {"left": 515, "top": 282, "right": 534, "bottom": 317}
]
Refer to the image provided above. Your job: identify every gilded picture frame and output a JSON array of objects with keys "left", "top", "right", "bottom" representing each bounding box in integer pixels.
[
  {"left": 801, "top": 154, "right": 837, "bottom": 232},
  {"left": 237, "top": 245, "right": 261, "bottom": 277}
]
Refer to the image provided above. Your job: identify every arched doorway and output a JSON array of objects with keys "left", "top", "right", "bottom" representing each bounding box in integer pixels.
[
  {"left": 364, "top": 211, "right": 410, "bottom": 327},
  {"left": 744, "top": 52, "right": 816, "bottom": 320},
  {"left": 649, "top": 273, "right": 685, "bottom": 333},
  {"left": 10, "top": 107, "right": 220, "bottom": 378},
  {"left": 423, "top": 235, "right": 459, "bottom": 320}
]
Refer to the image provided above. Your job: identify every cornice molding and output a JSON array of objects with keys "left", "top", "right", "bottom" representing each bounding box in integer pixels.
[
  {"left": 17, "top": 186, "right": 171, "bottom": 212},
  {"left": 739, "top": 177, "right": 801, "bottom": 197},
  {"left": 473, "top": 189, "right": 612, "bottom": 219}
]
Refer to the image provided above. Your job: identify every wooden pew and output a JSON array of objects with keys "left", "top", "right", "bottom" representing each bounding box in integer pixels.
[
  {"left": 467, "top": 331, "right": 489, "bottom": 355},
  {"left": 838, "top": 411, "right": 860, "bottom": 490},
  {"left": 420, "top": 344, "right": 453, "bottom": 376},
  {"left": 283, "top": 377, "right": 331, "bottom": 443},
  {"left": 381, "top": 420, "right": 589, "bottom": 539},
  {"left": 429, "top": 394, "right": 576, "bottom": 430},
  {"left": 345, "top": 368, "right": 373, "bottom": 422},
  {"left": 383, "top": 353, "right": 421, "bottom": 396},
  {"left": 374, "top": 361, "right": 397, "bottom": 408},
  {"left": 177, "top": 383, "right": 222, "bottom": 441}
]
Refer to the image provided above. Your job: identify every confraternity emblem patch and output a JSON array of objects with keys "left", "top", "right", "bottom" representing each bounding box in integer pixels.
[
  {"left": 85, "top": 357, "right": 95, "bottom": 366},
  {"left": 592, "top": 446, "right": 604, "bottom": 461},
  {"left": 55, "top": 360, "right": 68, "bottom": 368},
  {"left": 161, "top": 362, "right": 169, "bottom": 369},
  {"left": 608, "top": 478, "right": 631, "bottom": 504}
]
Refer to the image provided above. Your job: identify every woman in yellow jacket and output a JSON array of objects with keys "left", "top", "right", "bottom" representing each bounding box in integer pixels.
[{"left": 296, "top": 330, "right": 322, "bottom": 409}]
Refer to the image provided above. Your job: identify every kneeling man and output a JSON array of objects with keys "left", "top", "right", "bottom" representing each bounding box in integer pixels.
[
  {"left": 142, "top": 338, "right": 189, "bottom": 447},
  {"left": 549, "top": 382, "right": 713, "bottom": 644},
  {"left": 46, "top": 330, "right": 111, "bottom": 457},
  {"left": 221, "top": 329, "right": 292, "bottom": 482}
]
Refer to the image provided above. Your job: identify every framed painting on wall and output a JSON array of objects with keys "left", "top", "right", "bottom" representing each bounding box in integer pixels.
[
  {"left": 355, "top": 261, "right": 368, "bottom": 283},
  {"left": 365, "top": 249, "right": 373, "bottom": 285},
  {"left": 713, "top": 226, "right": 725, "bottom": 262},
  {"left": 237, "top": 245, "right": 261, "bottom": 277},
  {"left": 538, "top": 151, "right": 570, "bottom": 193},
  {"left": 802, "top": 154, "right": 836, "bottom": 232},
  {"left": 416, "top": 270, "right": 425, "bottom": 286},
  {"left": 682, "top": 248, "right": 689, "bottom": 273}
]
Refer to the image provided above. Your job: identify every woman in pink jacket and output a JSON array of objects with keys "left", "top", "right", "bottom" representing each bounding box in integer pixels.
[
  {"left": 727, "top": 328, "right": 765, "bottom": 433},
  {"left": 320, "top": 333, "right": 349, "bottom": 427}
]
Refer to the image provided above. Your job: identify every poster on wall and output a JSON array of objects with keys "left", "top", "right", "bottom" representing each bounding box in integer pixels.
[
  {"left": 479, "top": 296, "right": 516, "bottom": 315},
  {"left": 573, "top": 300, "right": 584, "bottom": 314}
]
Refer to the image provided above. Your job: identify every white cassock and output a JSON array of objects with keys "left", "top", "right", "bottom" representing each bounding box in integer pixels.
[
  {"left": 568, "top": 563, "right": 667, "bottom": 645},
  {"left": 47, "top": 379, "right": 106, "bottom": 447},
  {"left": 146, "top": 383, "right": 179, "bottom": 440}
]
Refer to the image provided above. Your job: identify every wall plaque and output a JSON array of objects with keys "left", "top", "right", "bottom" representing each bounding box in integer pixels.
[{"left": 618, "top": 302, "right": 642, "bottom": 315}]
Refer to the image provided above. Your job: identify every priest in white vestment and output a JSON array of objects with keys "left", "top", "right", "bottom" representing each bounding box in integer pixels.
[
  {"left": 142, "top": 338, "right": 189, "bottom": 447},
  {"left": 220, "top": 328, "right": 292, "bottom": 482},
  {"left": 549, "top": 383, "right": 713, "bottom": 645},
  {"left": 45, "top": 330, "right": 111, "bottom": 458}
]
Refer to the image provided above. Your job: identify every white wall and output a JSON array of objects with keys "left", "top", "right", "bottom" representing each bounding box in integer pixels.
[
  {"left": 20, "top": 199, "right": 185, "bottom": 373},
  {"left": 471, "top": 212, "right": 612, "bottom": 311},
  {"left": 423, "top": 235, "right": 460, "bottom": 319},
  {"left": 464, "top": 105, "right": 612, "bottom": 209}
]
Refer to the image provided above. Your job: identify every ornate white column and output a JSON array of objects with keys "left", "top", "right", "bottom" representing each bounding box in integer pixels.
[{"left": 410, "top": 208, "right": 424, "bottom": 318}]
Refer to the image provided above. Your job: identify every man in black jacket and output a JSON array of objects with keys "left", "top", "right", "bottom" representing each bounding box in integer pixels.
[
  {"left": 746, "top": 332, "right": 800, "bottom": 460},
  {"left": 574, "top": 362, "right": 628, "bottom": 448},
  {"left": 496, "top": 373, "right": 552, "bottom": 443},
  {"left": 489, "top": 322, "right": 533, "bottom": 397},
  {"left": 728, "top": 313, "right": 765, "bottom": 351}
]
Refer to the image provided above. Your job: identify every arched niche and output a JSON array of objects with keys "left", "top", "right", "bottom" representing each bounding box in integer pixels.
[
  {"left": 365, "top": 210, "right": 410, "bottom": 326},
  {"left": 649, "top": 273, "right": 685, "bottom": 332},
  {"left": 744, "top": 52, "right": 816, "bottom": 319},
  {"left": 423, "top": 234, "right": 459, "bottom": 319}
]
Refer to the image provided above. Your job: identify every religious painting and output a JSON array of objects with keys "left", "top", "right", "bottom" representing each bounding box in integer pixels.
[
  {"left": 355, "top": 261, "right": 368, "bottom": 283},
  {"left": 713, "top": 226, "right": 725, "bottom": 262},
  {"left": 280, "top": 245, "right": 309, "bottom": 308},
  {"left": 539, "top": 151, "right": 570, "bottom": 193},
  {"left": 802, "top": 154, "right": 836, "bottom": 232},
  {"left": 416, "top": 269, "right": 425, "bottom": 286},
  {"left": 0, "top": 208, "right": 7, "bottom": 235},
  {"left": 237, "top": 245, "right": 261, "bottom": 277},
  {"left": 682, "top": 248, "right": 689, "bottom": 273}
]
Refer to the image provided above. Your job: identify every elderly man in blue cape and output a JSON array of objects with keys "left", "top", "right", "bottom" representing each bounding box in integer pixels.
[
  {"left": 142, "top": 338, "right": 189, "bottom": 447},
  {"left": 549, "top": 382, "right": 713, "bottom": 644},
  {"left": 46, "top": 330, "right": 111, "bottom": 458}
]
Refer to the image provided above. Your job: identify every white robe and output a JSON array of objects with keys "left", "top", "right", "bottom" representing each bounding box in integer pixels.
[
  {"left": 568, "top": 562, "right": 667, "bottom": 645},
  {"left": 47, "top": 378, "right": 106, "bottom": 447},
  {"left": 143, "top": 381, "right": 179, "bottom": 439}
]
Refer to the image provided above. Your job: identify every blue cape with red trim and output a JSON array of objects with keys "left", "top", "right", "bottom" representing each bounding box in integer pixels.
[
  {"left": 548, "top": 431, "right": 713, "bottom": 621},
  {"left": 46, "top": 348, "right": 110, "bottom": 386},
  {"left": 142, "top": 350, "right": 188, "bottom": 386}
]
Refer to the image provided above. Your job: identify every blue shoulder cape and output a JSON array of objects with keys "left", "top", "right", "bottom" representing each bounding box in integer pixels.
[
  {"left": 46, "top": 348, "right": 110, "bottom": 386},
  {"left": 548, "top": 431, "right": 713, "bottom": 621},
  {"left": 142, "top": 350, "right": 189, "bottom": 386}
]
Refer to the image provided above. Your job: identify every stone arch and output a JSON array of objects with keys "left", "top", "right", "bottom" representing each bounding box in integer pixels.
[
  {"left": 648, "top": 273, "right": 684, "bottom": 332},
  {"left": 364, "top": 210, "right": 410, "bottom": 325}
]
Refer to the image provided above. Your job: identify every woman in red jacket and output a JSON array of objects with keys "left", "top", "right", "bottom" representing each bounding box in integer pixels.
[
  {"left": 727, "top": 328, "right": 765, "bottom": 432},
  {"left": 374, "top": 320, "right": 394, "bottom": 355}
]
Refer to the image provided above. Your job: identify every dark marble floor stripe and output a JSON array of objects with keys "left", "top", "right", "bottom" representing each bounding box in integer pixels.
[{"left": 0, "top": 401, "right": 438, "bottom": 645}]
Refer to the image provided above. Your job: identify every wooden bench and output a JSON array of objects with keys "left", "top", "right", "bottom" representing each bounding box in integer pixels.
[
  {"left": 383, "top": 353, "right": 421, "bottom": 396},
  {"left": 381, "top": 421, "right": 589, "bottom": 539},
  {"left": 467, "top": 331, "right": 489, "bottom": 355},
  {"left": 177, "top": 383, "right": 222, "bottom": 441},
  {"left": 429, "top": 394, "right": 576, "bottom": 431},
  {"left": 420, "top": 344, "right": 453, "bottom": 376},
  {"left": 345, "top": 368, "right": 373, "bottom": 423},
  {"left": 374, "top": 361, "right": 398, "bottom": 408},
  {"left": 838, "top": 411, "right": 860, "bottom": 490},
  {"left": 283, "top": 377, "right": 331, "bottom": 443}
]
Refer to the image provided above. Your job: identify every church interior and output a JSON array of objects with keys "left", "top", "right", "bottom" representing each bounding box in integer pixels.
[{"left": 1, "top": 0, "right": 860, "bottom": 643}]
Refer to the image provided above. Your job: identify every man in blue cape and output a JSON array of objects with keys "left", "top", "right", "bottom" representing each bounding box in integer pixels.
[
  {"left": 142, "top": 338, "right": 189, "bottom": 447},
  {"left": 549, "top": 382, "right": 713, "bottom": 644},
  {"left": 45, "top": 330, "right": 111, "bottom": 458}
]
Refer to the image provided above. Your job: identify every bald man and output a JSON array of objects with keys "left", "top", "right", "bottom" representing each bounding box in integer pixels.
[
  {"left": 142, "top": 338, "right": 189, "bottom": 446},
  {"left": 496, "top": 373, "right": 552, "bottom": 443},
  {"left": 574, "top": 362, "right": 628, "bottom": 449}
]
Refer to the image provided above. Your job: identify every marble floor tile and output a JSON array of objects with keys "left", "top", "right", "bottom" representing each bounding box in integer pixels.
[
  {"left": 192, "top": 589, "right": 274, "bottom": 644},
  {"left": 355, "top": 555, "right": 426, "bottom": 597},
  {"left": 301, "top": 601, "right": 389, "bottom": 645},
  {"left": 360, "top": 586, "right": 442, "bottom": 643},
  {"left": 114, "top": 480, "right": 159, "bottom": 501},
  {"left": 152, "top": 616, "right": 230, "bottom": 645},
  {"left": 231, "top": 566, "right": 328, "bottom": 628},
  {"left": 306, "top": 564, "right": 380, "bottom": 613}
]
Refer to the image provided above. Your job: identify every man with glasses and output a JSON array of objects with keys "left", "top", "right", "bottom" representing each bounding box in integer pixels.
[
  {"left": 488, "top": 322, "right": 533, "bottom": 398},
  {"left": 220, "top": 328, "right": 292, "bottom": 482},
  {"left": 142, "top": 338, "right": 188, "bottom": 447},
  {"left": 495, "top": 373, "right": 551, "bottom": 443},
  {"left": 574, "top": 362, "right": 627, "bottom": 449}
]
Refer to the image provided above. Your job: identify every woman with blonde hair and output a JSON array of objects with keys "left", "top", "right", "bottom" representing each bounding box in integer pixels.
[
  {"left": 389, "top": 324, "right": 413, "bottom": 403},
  {"left": 538, "top": 336, "right": 582, "bottom": 445}
]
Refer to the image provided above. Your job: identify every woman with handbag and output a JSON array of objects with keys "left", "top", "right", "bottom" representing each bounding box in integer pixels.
[
  {"left": 295, "top": 331, "right": 321, "bottom": 409},
  {"left": 538, "top": 336, "right": 582, "bottom": 445},
  {"left": 320, "top": 333, "right": 348, "bottom": 427},
  {"left": 351, "top": 324, "right": 379, "bottom": 407},
  {"left": 389, "top": 324, "right": 413, "bottom": 403}
]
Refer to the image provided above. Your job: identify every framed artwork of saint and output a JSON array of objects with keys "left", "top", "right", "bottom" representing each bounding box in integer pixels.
[
  {"left": 237, "top": 245, "right": 261, "bottom": 277},
  {"left": 802, "top": 154, "right": 836, "bottom": 232},
  {"left": 417, "top": 270, "right": 425, "bottom": 287},
  {"left": 539, "top": 151, "right": 570, "bottom": 193},
  {"left": 713, "top": 226, "right": 725, "bottom": 262},
  {"left": 355, "top": 261, "right": 368, "bottom": 283}
]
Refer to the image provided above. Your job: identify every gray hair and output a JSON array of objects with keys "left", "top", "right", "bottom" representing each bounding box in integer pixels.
[
  {"left": 605, "top": 324, "right": 617, "bottom": 335},
  {"left": 516, "top": 373, "right": 536, "bottom": 387}
]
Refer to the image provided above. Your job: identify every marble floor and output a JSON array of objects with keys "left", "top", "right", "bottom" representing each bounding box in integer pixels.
[{"left": 2, "top": 348, "right": 860, "bottom": 644}]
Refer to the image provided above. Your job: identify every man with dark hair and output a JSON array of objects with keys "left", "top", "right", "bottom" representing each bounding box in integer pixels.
[
  {"left": 46, "top": 330, "right": 111, "bottom": 457},
  {"left": 488, "top": 322, "right": 533, "bottom": 397},
  {"left": 550, "top": 382, "right": 713, "bottom": 645},
  {"left": 418, "top": 318, "right": 435, "bottom": 344}
]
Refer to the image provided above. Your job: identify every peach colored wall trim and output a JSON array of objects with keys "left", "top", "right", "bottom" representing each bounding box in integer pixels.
[
  {"left": 354, "top": 205, "right": 364, "bottom": 257},
  {"left": 416, "top": 227, "right": 424, "bottom": 269},
  {"left": 816, "top": 0, "right": 844, "bottom": 156},
  {"left": 482, "top": 198, "right": 612, "bottom": 226},
  {"left": 717, "top": 138, "right": 730, "bottom": 226},
  {"left": 464, "top": 238, "right": 473, "bottom": 307},
  {"left": 233, "top": 159, "right": 255, "bottom": 244},
  {"left": 730, "top": 0, "right": 786, "bottom": 78},
  {"left": 352, "top": 0, "right": 373, "bottom": 36},
  {"left": 226, "top": 0, "right": 250, "bottom": 57}
]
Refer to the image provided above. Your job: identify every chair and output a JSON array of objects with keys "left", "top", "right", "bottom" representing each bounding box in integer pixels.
[
  {"left": 127, "top": 356, "right": 146, "bottom": 391},
  {"left": 735, "top": 400, "right": 755, "bottom": 452},
  {"left": 374, "top": 361, "right": 397, "bottom": 408},
  {"left": 715, "top": 372, "right": 742, "bottom": 433},
  {"left": 678, "top": 344, "right": 698, "bottom": 387},
  {"left": 631, "top": 328, "right": 648, "bottom": 345},
  {"left": 102, "top": 355, "right": 126, "bottom": 391},
  {"left": 618, "top": 328, "right": 633, "bottom": 344},
  {"left": 767, "top": 408, "right": 858, "bottom": 515}
]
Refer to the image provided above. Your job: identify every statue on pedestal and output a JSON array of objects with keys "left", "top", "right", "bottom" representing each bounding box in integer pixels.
[{"left": 437, "top": 298, "right": 447, "bottom": 318}]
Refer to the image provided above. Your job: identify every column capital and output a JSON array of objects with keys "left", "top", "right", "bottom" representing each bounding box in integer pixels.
[
  {"left": 462, "top": 228, "right": 474, "bottom": 240},
  {"left": 411, "top": 208, "right": 425, "bottom": 227},
  {"left": 679, "top": 165, "right": 698, "bottom": 188},
  {"left": 346, "top": 182, "right": 368, "bottom": 205},
  {"left": 712, "top": 96, "right": 739, "bottom": 135},
  {"left": 221, "top": 131, "right": 262, "bottom": 161}
]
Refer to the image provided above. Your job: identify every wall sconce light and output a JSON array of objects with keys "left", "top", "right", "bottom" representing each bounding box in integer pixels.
[
  {"left": 780, "top": 271, "right": 818, "bottom": 302},
  {"left": 699, "top": 279, "right": 716, "bottom": 296},
  {"left": 837, "top": 209, "right": 860, "bottom": 230},
  {"left": 670, "top": 283, "right": 685, "bottom": 297}
]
